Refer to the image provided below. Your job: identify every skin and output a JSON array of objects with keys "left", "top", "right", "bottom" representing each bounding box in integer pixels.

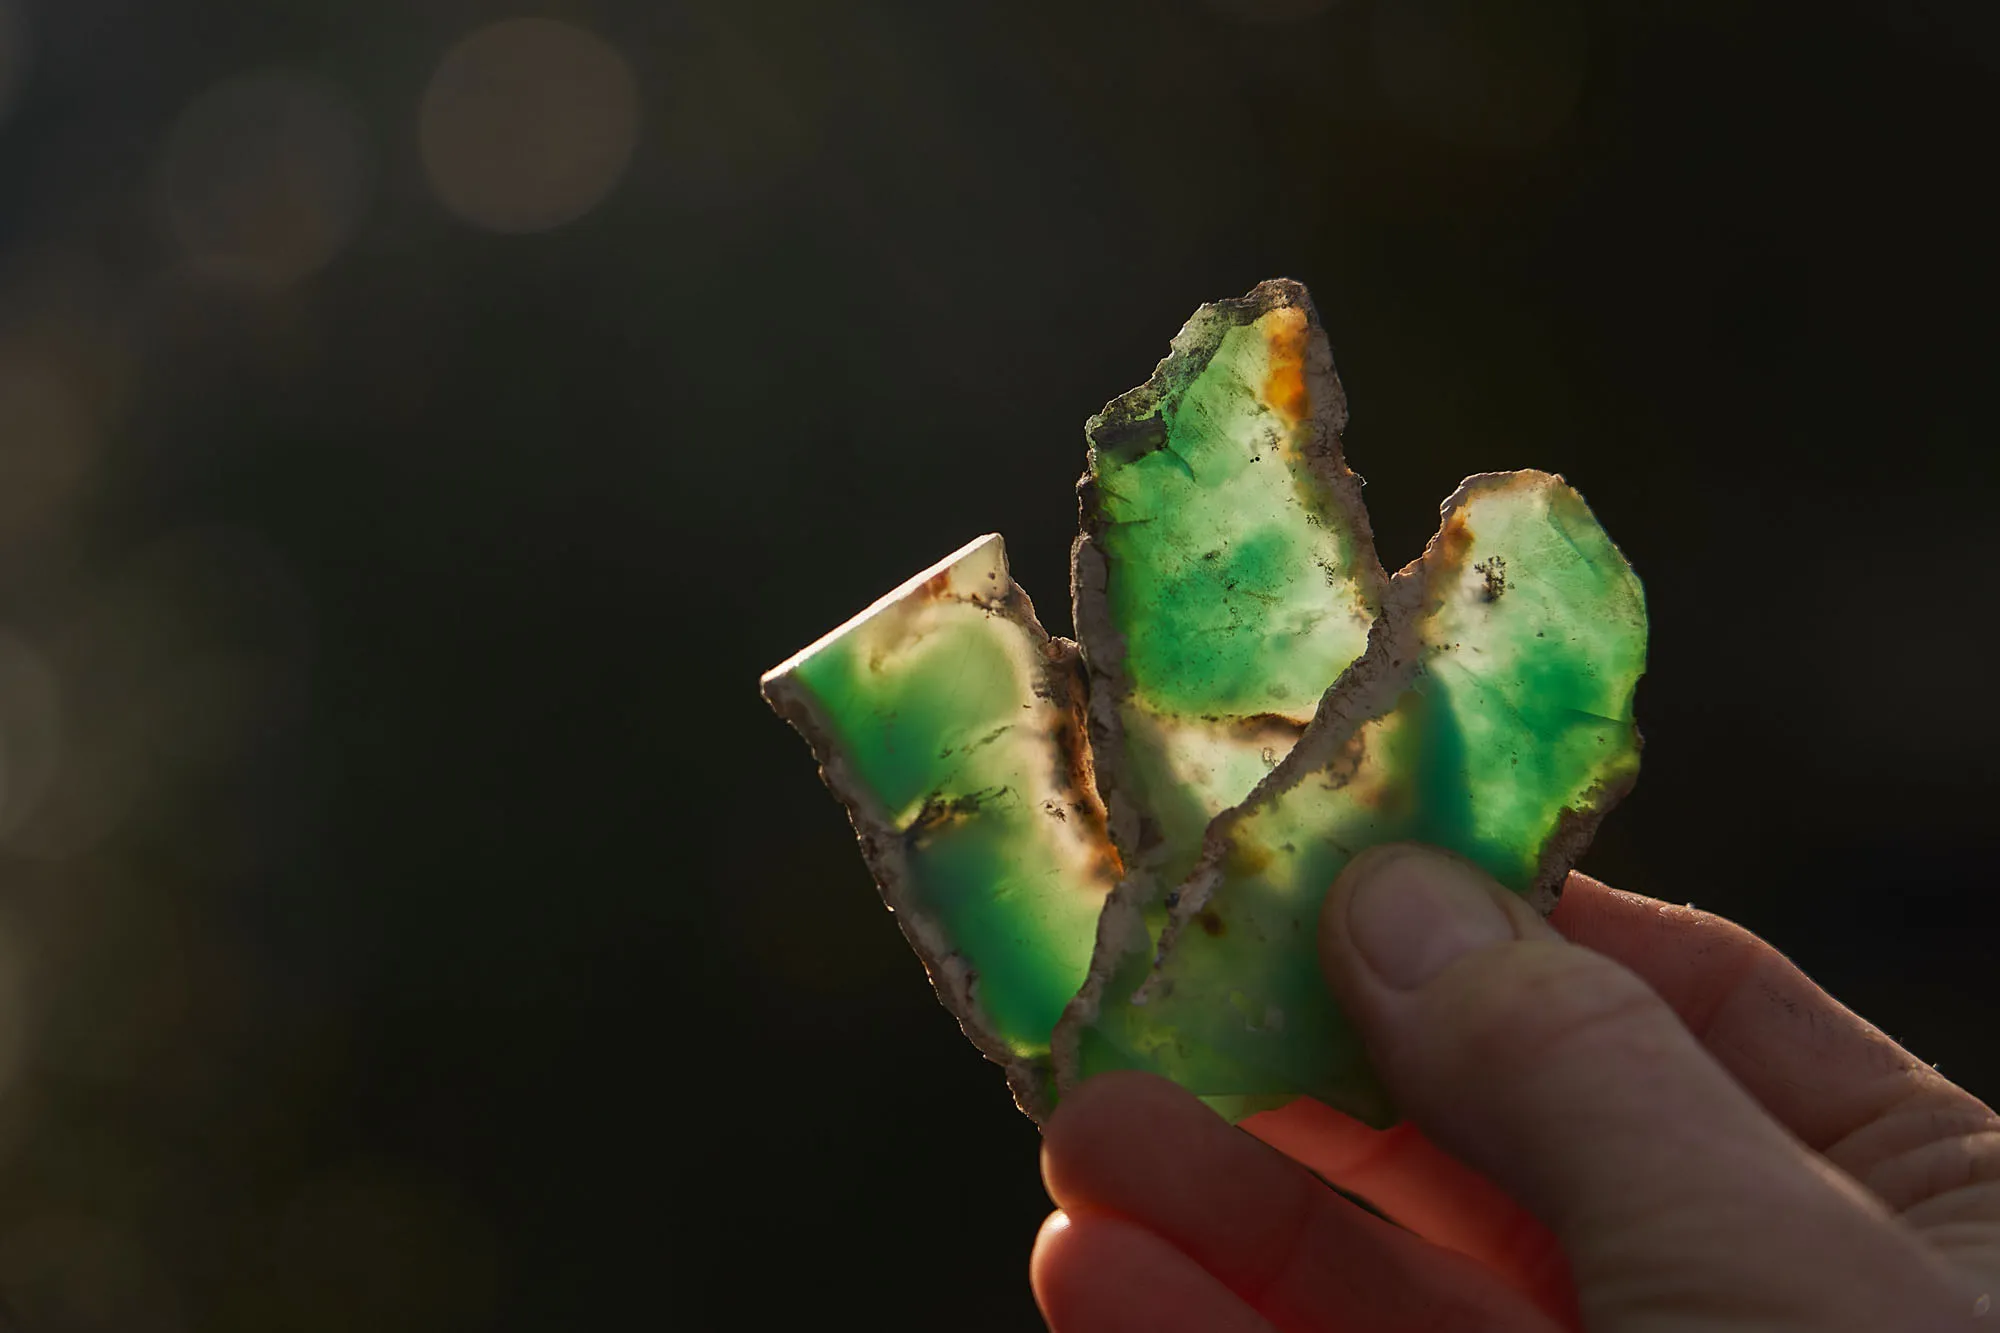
[{"left": 1032, "top": 844, "right": 2000, "bottom": 1331}]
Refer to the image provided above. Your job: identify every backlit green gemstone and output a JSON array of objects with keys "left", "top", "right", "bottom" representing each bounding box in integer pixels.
[
  {"left": 761, "top": 535, "right": 1122, "bottom": 1118},
  {"left": 1075, "top": 279, "right": 1382, "bottom": 888},
  {"left": 1052, "top": 472, "right": 1646, "bottom": 1123},
  {"left": 1066, "top": 278, "right": 1389, "bottom": 1107},
  {"left": 761, "top": 281, "right": 1647, "bottom": 1123}
]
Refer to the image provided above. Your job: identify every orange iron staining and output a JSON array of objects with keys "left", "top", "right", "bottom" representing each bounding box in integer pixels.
[{"left": 1261, "top": 305, "right": 1311, "bottom": 426}]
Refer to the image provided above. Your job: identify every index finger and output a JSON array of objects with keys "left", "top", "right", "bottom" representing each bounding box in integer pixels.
[{"left": 1550, "top": 872, "right": 1998, "bottom": 1200}]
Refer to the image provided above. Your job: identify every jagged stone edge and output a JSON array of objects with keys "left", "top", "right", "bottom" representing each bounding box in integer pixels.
[
  {"left": 761, "top": 541, "right": 1101, "bottom": 1123},
  {"left": 1069, "top": 276, "right": 1381, "bottom": 867}
]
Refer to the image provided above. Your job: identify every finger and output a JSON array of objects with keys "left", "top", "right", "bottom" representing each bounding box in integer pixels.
[
  {"left": 1241, "top": 1094, "right": 1574, "bottom": 1314},
  {"left": 1550, "top": 874, "right": 2000, "bottom": 1207},
  {"left": 1043, "top": 1071, "right": 1568, "bottom": 1333},
  {"left": 1032, "top": 1209, "right": 1275, "bottom": 1333},
  {"left": 1319, "top": 844, "right": 1967, "bottom": 1329}
]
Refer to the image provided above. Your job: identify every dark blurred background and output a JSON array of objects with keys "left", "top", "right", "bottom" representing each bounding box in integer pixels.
[{"left": 0, "top": 0, "right": 1994, "bottom": 1327}]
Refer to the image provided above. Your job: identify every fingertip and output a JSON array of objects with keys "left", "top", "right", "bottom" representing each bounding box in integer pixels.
[
  {"left": 1043, "top": 1071, "right": 1209, "bottom": 1209},
  {"left": 1318, "top": 844, "right": 1410, "bottom": 942},
  {"left": 1318, "top": 843, "right": 1551, "bottom": 1005},
  {"left": 1030, "top": 1209, "right": 1275, "bottom": 1333},
  {"left": 1028, "top": 1209, "right": 1072, "bottom": 1329},
  {"left": 1547, "top": 872, "right": 1686, "bottom": 941},
  {"left": 1050, "top": 1069, "right": 1188, "bottom": 1130},
  {"left": 1319, "top": 843, "right": 1405, "bottom": 995},
  {"left": 1030, "top": 1208, "right": 1072, "bottom": 1279}
]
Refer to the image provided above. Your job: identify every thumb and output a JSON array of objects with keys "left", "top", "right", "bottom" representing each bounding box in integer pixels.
[{"left": 1318, "top": 844, "right": 1968, "bottom": 1330}]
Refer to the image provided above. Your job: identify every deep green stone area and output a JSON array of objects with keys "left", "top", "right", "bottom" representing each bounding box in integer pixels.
[
  {"left": 763, "top": 281, "right": 1647, "bottom": 1124},
  {"left": 1055, "top": 471, "right": 1645, "bottom": 1124},
  {"left": 1076, "top": 284, "right": 1380, "bottom": 890},
  {"left": 761, "top": 535, "right": 1120, "bottom": 1118}
]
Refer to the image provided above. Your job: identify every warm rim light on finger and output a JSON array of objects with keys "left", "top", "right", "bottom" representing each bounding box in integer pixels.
[
  {"left": 1037, "top": 1209, "right": 1072, "bottom": 1245},
  {"left": 1242, "top": 1097, "right": 1574, "bottom": 1316}
]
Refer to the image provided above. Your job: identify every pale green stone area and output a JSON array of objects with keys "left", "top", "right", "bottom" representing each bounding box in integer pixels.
[
  {"left": 1060, "top": 473, "right": 1646, "bottom": 1123},
  {"left": 1076, "top": 280, "right": 1382, "bottom": 887},
  {"left": 761, "top": 535, "right": 1122, "bottom": 1117}
]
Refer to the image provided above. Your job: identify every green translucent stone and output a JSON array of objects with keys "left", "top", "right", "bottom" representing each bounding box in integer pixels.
[
  {"left": 1064, "top": 278, "right": 1389, "bottom": 1111},
  {"left": 761, "top": 280, "right": 1647, "bottom": 1125},
  {"left": 1075, "top": 279, "right": 1382, "bottom": 887},
  {"left": 761, "top": 535, "right": 1123, "bottom": 1118},
  {"left": 1052, "top": 471, "right": 1646, "bottom": 1123}
]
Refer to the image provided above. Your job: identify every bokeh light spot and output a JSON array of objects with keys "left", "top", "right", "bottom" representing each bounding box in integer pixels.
[
  {"left": 419, "top": 19, "right": 640, "bottom": 234},
  {"left": 1371, "top": 0, "right": 1588, "bottom": 154},
  {"left": 157, "top": 70, "right": 372, "bottom": 286}
]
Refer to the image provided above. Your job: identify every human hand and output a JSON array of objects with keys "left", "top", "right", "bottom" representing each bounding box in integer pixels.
[{"left": 1031, "top": 845, "right": 2000, "bottom": 1331}]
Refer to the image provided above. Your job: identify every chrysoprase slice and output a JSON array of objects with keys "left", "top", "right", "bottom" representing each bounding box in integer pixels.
[
  {"left": 1063, "top": 281, "right": 1386, "bottom": 1111},
  {"left": 1074, "top": 278, "right": 1383, "bottom": 886},
  {"left": 1054, "top": 472, "right": 1646, "bottom": 1124},
  {"left": 761, "top": 535, "right": 1122, "bottom": 1118}
]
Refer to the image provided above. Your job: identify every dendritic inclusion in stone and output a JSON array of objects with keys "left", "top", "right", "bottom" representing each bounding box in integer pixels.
[
  {"left": 763, "top": 281, "right": 1647, "bottom": 1126},
  {"left": 759, "top": 536, "right": 1122, "bottom": 1118}
]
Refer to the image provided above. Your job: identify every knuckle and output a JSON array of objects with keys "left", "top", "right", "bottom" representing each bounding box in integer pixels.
[
  {"left": 1878, "top": 1130, "right": 2000, "bottom": 1214},
  {"left": 1440, "top": 943, "right": 1678, "bottom": 1080}
]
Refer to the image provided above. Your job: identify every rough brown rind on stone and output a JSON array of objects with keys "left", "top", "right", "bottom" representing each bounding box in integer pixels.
[
  {"left": 760, "top": 535, "right": 1121, "bottom": 1122},
  {"left": 763, "top": 662, "right": 1059, "bottom": 1117}
]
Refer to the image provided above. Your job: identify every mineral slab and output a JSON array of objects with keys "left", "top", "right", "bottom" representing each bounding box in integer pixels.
[
  {"left": 762, "top": 280, "right": 1647, "bottom": 1125},
  {"left": 759, "top": 535, "right": 1121, "bottom": 1118}
]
